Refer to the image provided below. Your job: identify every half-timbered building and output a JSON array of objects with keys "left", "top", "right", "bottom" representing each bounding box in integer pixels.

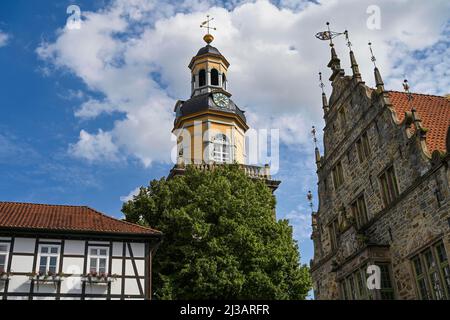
[{"left": 0, "top": 202, "right": 162, "bottom": 300}]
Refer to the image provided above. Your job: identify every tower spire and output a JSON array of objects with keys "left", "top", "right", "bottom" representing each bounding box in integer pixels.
[
  {"left": 325, "top": 22, "right": 344, "bottom": 81},
  {"left": 200, "top": 15, "right": 217, "bottom": 44},
  {"left": 369, "top": 42, "right": 384, "bottom": 92},
  {"left": 345, "top": 30, "right": 361, "bottom": 81},
  {"left": 319, "top": 72, "right": 329, "bottom": 114},
  {"left": 312, "top": 126, "right": 321, "bottom": 167}
]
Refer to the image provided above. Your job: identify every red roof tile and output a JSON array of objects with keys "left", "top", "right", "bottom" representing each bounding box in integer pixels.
[
  {"left": 0, "top": 202, "right": 161, "bottom": 236},
  {"left": 388, "top": 91, "right": 450, "bottom": 153}
]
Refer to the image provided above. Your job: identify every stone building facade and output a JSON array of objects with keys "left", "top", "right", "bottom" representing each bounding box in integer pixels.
[{"left": 310, "top": 43, "right": 450, "bottom": 300}]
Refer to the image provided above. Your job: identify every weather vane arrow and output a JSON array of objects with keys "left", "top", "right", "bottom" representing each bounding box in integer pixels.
[{"left": 315, "top": 22, "right": 346, "bottom": 46}]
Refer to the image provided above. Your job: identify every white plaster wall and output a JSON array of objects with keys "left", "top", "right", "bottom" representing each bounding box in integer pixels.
[
  {"left": 13, "top": 238, "right": 35, "bottom": 253},
  {"left": 60, "top": 276, "right": 83, "bottom": 295},
  {"left": 7, "top": 275, "right": 30, "bottom": 293},
  {"left": 113, "top": 242, "right": 123, "bottom": 257},
  {"left": 64, "top": 240, "right": 85, "bottom": 255},
  {"left": 62, "top": 257, "right": 84, "bottom": 275},
  {"left": 125, "top": 260, "right": 134, "bottom": 276},
  {"left": 10, "top": 255, "right": 33, "bottom": 273},
  {"left": 110, "top": 279, "right": 122, "bottom": 295},
  {"left": 129, "top": 243, "right": 145, "bottom": 258},
  {"left": 124, "top": 278, "right": 142, "bottom": 295},
  {"left": 111, "top": 258, "right": 122, "bottom": 275}
]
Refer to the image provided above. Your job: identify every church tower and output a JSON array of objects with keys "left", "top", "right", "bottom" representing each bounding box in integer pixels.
[{"left": 169, "top": 17, "right": 280, "bottom": 192}]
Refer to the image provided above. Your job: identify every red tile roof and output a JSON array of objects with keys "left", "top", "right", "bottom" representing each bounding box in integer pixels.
[
  {"left": 0, "top": 202, "right": 161, "bottom": 236},
  {"left": 388, "top": 91, "right": 450, "bottom": 153}
]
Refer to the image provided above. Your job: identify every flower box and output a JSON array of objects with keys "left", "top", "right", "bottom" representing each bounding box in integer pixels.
[
  {"left": 81, "top": 272, "right": 118, "bottom": 285},
  {"left": 28, "top": 271, "right": 63, "bottom": 286}
]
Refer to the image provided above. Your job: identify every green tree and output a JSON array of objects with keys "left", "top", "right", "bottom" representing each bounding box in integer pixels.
[{"left": 122, "top": 164, "right": 312, "bottom": 299}]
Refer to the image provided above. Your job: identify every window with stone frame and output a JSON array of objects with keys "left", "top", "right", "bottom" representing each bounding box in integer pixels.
[
  {"left": 351, "top": 194, "right": 369, "bottom": 228},
  {"left": 378, "top": 264, "right": 395, "bottom": 300},
  {"left": 332, "top": 161, "right": 345, "bottom": 190},
  {"left": 356, "top": 131, "right": 371, "bottom": 163},
  {"left": 379, "top": 165, "right": 399, "bottom": 207},
  {"left": 340, "top": 266, "right": 374, "bottom": 300},
  {"left": 411, "top": 241, "right": 450, "bottom": 300},
  {"left": 340, "top": 264, "right": 394, "bottom": 300},
  {"left": 328, "top": 218, "right": 339, "bottom": 252}
]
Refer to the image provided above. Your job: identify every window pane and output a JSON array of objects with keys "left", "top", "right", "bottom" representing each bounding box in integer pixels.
[
  {"left": 356, "top": 270, "right": 366, "bottom": 299},
  {"left": 424, "top": 250, "right": 436, "bottom": 269},
  {"left": 413, "top": 257, "right": 423, "bottom": 275},
  {"left": 0, "top": 255, "right": 6, "bottom": 269},
  {"left": 50, "top": 247, "right": 58, "bottom": 254},
  {"left": 41, "top": 247, "right": 49, "bottom": 254},
  {"left": 430, "top": 271, "right": 444, "bottom": 300},
  {"left": 435, "top": 243, "right": 448, "bottom": 263},
  {"left": 49, "top": 257, "right": 57, "bottom": 268},
  {"left": 417, "top": 278, "right": 430, "bottom": 300},
  {"left": 379, "top": 265, "right": 393, "bottom": 289},
  {"left": 442, "top": 265, "right": 450, "bottom": 294},
  {"left": 0, "top": 245, "right": 8, "bottom": 252},
  {"left": 99, "top": 249, "right": 107, "bottom": 256},
  {"left": 90, "top": 248, "right": 98, "bottom": 255},
  {"left": 99, "top": 258, "right": 106, "bottom": 273},
  {"left": 348, "top": 275, "right": 356, "bottom": 300},
  {"left": 39, "top": 256, "right": 47, "bottom": 273},
  {"left": 90, "top": 258, "right": 97, "bottom": 273}
]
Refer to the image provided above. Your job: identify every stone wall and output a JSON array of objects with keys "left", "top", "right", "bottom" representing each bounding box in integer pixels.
[{"left": 311, "top": 72, "right": 450, "bottom": 300}]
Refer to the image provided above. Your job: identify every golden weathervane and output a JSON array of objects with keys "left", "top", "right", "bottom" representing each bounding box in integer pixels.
[{"left": 200, "top": 15, "right": 217, "bottom": 44}]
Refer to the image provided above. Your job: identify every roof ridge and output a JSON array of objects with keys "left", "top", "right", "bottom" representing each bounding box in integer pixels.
[
  {"left": 388, "top": 90, "right": 449, "bottom": 100},
  {"left": 86, "top": 206, "right": 162, "bottom": 234},
  {"left": 0, "top": 201, "right": 88, "bottom": 208}
]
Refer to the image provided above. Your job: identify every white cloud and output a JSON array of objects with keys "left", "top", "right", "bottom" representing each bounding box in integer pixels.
[
  {"left": 0, "top": 30, "right": 9, "bottom": 47},
  {"left": 37, "top": 0, "right": 450, "bottom": 166},
  {"left": 69, "top": 129, "right": 120, "bottom": 162},
  {"left": 120, "top": 187, "right": 141, "bottom": 202},
  {"left": 285, "top": 205, "right": 312, "bottom": 241}
]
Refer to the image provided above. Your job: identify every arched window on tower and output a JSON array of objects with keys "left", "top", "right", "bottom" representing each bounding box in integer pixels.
[
  {"left": 213, "top": 134, "right": 231, "bottom": 163},
  {"left": 211, "top": 69, "right": 219, "bottom": 86},
  {"left": 222, "top": 73, "right": 227, "bottom": 90},
  {"left": 199, "top": 69, "right": 206, "bottom": 87}
]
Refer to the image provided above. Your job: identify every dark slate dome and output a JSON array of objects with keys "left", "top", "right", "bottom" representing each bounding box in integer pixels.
[
  {"left": 195, "top": 44, "right": 222, "bottom": 57},
  {"left": 175, "top": 93, "right": 246, "bottom": 124}
]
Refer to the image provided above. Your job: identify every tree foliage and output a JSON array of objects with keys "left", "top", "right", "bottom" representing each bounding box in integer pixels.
[{"left": 122, "top": 164, "right": 312, "bottom": 299}]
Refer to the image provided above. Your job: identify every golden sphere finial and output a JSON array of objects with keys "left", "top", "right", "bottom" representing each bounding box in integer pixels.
[{"left": 203, "top": 34, "right": 214, "bottom": 44}]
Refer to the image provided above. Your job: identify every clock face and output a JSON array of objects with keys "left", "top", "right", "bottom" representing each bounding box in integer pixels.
[{"left": 213, "top": 93, "right": 230, "bottom": 108}]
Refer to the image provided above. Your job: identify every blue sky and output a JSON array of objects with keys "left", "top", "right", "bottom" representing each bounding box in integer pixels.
[{"left": 0, "top": 0, "right": 449, "bottom": 272}]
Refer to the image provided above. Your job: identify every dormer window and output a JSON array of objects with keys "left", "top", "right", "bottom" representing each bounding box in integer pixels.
[{"left": 199, "top": 69, "right": 206, "bottom": 87}]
